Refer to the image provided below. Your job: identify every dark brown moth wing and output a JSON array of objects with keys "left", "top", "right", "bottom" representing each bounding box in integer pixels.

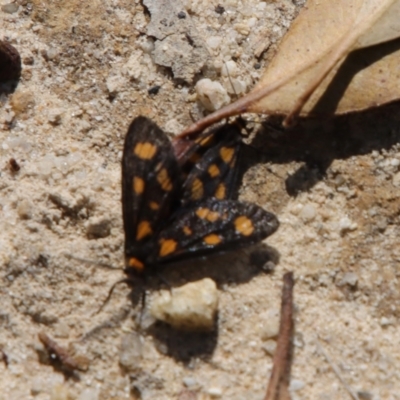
[
  {"left": 122, "top": 116, "right": 182, "bottom": 269},
  {"left": 180, "top": 124, "right": 242, "bottom": 205},
  {"left": 150, "top": 198, "right": 279, "bottom": 265}
]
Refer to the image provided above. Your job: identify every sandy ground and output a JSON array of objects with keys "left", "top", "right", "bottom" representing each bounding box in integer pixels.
[{"left": 1, "top": 1, "right": 400, "bottom": 399}]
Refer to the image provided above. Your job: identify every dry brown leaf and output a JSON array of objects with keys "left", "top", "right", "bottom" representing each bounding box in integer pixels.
[
  {"left": 249, "top": 0, "right": 400, "bottom": 124},
  {"left": 179, "top": 0, "right": 400, "bottom": 137}
]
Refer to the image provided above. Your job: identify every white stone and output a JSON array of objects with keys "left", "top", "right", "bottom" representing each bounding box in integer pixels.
[
  {"left": 17, "top": 199, "right": 33, "bottom": 220},
  {"left": 182, "top": 376, "right": 197, "bottom": 388},
  {"left": 341, "top": 272, "right": 358, "bottom": 287},
  {"left": 50, "top": 384, "right": 71, "bottom": 400},
  {"left": 207, "top": 387, "right": 223, "bottom": 397},
  {"left": 392, "top": 171, "right": 400, "bottom": 187},
  {"left": 300, "top": 204, "right": 316, "bottom": 222},
  {"left": 150, "top": 278, "right": 219, "bottom": 331},
  {"left": 47, "top": 108, "right": 63, "bottom": 125},
  {"left": 77, "top": 388, "right": 99, "bottom": 400},
  {"left": 106, "top": 74, "right": 125, "bottom": 95},
  {"left": 234, "top": 23, "right": 250, "bottom": 36},
  {"left": 262, "top": 339, "right": 277, "bottom": 356},
  {"left": 226, "top": 78, "right": 247, "bottom": 95},
  {"left": 380, "top": 317, "right": 391, "bottom": 327},
  {"left": 206, "top": 36, "right": 222, "bottom": 50},
  {"left": 221, "top": 60, "right": 238, "bottom": 77},
  {"left": 138, "top": 37, "right": 154, "bottom": 54},
  {"left": 119, "top": 333, "right": 143, "bottom": 372},
  {"left": 290, "top": 379, "right": 305, "bottom": 391},
  {"left": 260, "top": 316, "right": 280, "bottom": 340},
  {"left": 195, "top": 79, "right": 230, "bottom": 111},
  {"left": 339, "top": 217, "right": 358, "bottom": 234},
  {"left": 124, "top": 53, "right": 143, "bottom": 80}
]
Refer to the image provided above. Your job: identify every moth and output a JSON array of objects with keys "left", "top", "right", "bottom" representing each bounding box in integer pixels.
[{"left": 122, "top": 116, "right": 279, "bottom": 276}]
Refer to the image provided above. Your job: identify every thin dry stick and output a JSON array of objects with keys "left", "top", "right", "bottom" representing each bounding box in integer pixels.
[
  {"left": 264, "top": 271, "right": 295, "bottom": 400},
  {"left": 38, "top": 332, "right": 88, "bottom": 372},
  {"left": 316, "top": 338, "right": 359, "bottom": 400}
]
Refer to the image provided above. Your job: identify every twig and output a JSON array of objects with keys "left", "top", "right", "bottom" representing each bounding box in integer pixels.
[
  {"left": 264, "top": 271, "right": 295, "bottom": 400},
  {"left": 38, "top": 332, "right": 88, "bottom": 372},
  {"left": 316, "top": 338, "right": 359, "bottom": 400}
]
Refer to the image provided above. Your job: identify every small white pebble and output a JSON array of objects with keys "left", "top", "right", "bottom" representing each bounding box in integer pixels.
[
  {"left": 300, "top": 204, "right": 316, "bottom": 222},
  {"left": 119, "top": 333, "right": 143, "bottom": 372},
  {"left": 124, "top": 53, "right": 142, "bottom": 80},
  {"left": 77, "top": 388, "right": 99, "bottom": 400},
  {"left": 207, "top": 387, "right": 223, "bottom": 397},
  {"left": 262, "top": 339, "right": 277, "bottom": 356},
  {"left": 260, "top": 317, "right": 279, "bottom": 340},
  {"left": 30, "top": 378, "right": 44, "bottom": 396},
  {"left": 17, "top": 199, "right": 33, "bottom": 220},
  {"left": 341, "top": 272, "right": 358, "bottom": 287},
  {"left": 290, "top": 379, "right": 305, "bottom": 391},
  {"left": 195, "top": 79, "right": 230, "bottom": 111},
  {"left": 138, "top": 37, "right": 154, "bottom": 54},
  {"left": 290, "top": 204, "right": 303, "bottom": 216},
  {"left": 206, "top": 36, "right": 222, "bottom": 50},
  {"left": 392, "top": 171, "right": 400, "bottom": 187},
  {"left": 150, "top": 278, "right": 219, "bottom": 331},
  {"left": 247, "top": 17, "right": 257, "bottom": 28},
  {"left": 226, "top": 78, "right": 247, "bottom": 95},
  {"left": 339, "top": 217, "right": 358, "bottom": 234},
  {"left": 234, "top": 23, "right": 250, "bottom": 36},
  {"left": 47, "top": 108, "right": 63, "bottom": 125},
  {"left": 183, "top": 376, "right": 197, "bottom": 388},
  {"left": 221, "top": 60, "right": 238, "bottom": 77},
  {"left": 50, "top": 384, "right": 71, "bottom": 400},
  {"left": 106, "top": 74, "right": 125, "bottom": 96}
]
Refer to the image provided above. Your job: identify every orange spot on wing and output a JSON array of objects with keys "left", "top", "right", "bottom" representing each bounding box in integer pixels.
[
  {"left": 191, "top": 178, "right": 204, "bottom": 200},
  {"left": 234, "top": 216, "right": 254, "bottom": 236},
  {"left": 215, "top": 183, "right": 226, "bottom": 199},
  {"left": 136, "top": 220, "right": 152, "bottom": 240},
  {"left": 220, "top": 146, "right": 235, "bottom": 164},
  {"left": 127, "top": 257, "right": 145, "bottom": 272},
  {"left": 149, "top": 201, "right": 160, "bottom": 210},
  {"left": 196, "top": 207, "right": 210, "bottom": 219},
  {"left": 203, "top": 234, "right": 222, "bottom": 245},
  {"left": 207, "top": 164, "right": 220, "bottom": 178},
  {"left": 197, "top": 134, "right": 215, "bottom": 147},
  {"left": 196, "top": 207, "right": 220, "bottom": 222},
  {"left": 133, "top": 176, "right": 145, "bottom": 194},
  {"left": 182, "top": 226, "right": 192, "bottom": 235},
  {"left": 134, "top": 142, "right": 157, "bottom": 160},
  {"left": 157, "top": 168, "right": 173, "bottom": 191},
  {"left": 159, "top": 238, "right": 178, "bottom": 257}
]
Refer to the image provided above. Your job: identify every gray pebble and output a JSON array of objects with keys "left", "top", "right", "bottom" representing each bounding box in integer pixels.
[
  {"left": 119, "top": 333, "right": 143, "bottom": 372},
  {"left": 86, "top": 217, "right": 111, "bottom": 238},
  {"left": 1, "top": 3, "right": 19, "bottom": 14}
]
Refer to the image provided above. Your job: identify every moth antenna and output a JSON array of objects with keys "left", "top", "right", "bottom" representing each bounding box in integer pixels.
[
  {"left": 64, "top": 254, "right": 121, "bottom": 270},
  {"left": 94, "top": 278, "right": 132, "bottom": 315}
]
